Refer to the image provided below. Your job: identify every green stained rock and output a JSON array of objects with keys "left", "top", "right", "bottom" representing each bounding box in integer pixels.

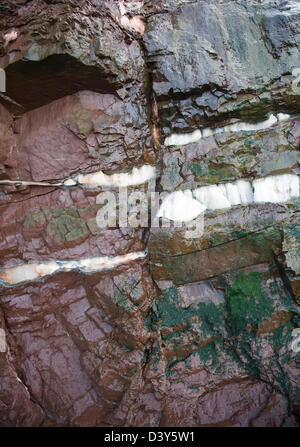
[
  {"left": 228, "top": 272, "right": 273, "bottom": 335},
  {"left": 190, "top": 161, "right": 206, "bottom": 178},
  {"left": 46, "top": 208, "right": 89, "bottom": 242},
  {"left": 110, "top": 288, "right": 135, "bottom": 312},
  {"left": 24, "top": 210, "right": 46, "bottom": 227},
  {"left": 157, "top": 285, "right": 226, "bottom": 339},
  {"left": 283, "top": 223, "right": 300, "bottom": 275}
]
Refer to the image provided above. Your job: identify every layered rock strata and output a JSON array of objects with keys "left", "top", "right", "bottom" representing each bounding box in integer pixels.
[{"left": 0, "top": 0, "right": 299, "bottom": 427}]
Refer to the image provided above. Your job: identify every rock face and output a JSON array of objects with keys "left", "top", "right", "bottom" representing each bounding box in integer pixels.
[{"left": 0, "top": 0, "right": 299, "bottom": 427}]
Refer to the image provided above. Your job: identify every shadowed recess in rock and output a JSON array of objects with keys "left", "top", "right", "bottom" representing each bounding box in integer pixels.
[{"left": 1, "top": 54, "right": 119, "bottom": 113}]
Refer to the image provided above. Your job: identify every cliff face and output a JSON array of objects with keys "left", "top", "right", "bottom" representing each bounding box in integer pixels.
[{"left": 0, "top": 0, "right": 299, "bottom": 427}]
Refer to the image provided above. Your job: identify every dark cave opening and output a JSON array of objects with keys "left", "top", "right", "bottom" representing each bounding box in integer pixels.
[{"left": 1, "top": 53, "right": 118, "bottom": 114}]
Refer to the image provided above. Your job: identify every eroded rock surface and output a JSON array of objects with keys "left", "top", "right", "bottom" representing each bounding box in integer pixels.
[{"left": 0, "top": 0, "right": 299, "bottom": 427}]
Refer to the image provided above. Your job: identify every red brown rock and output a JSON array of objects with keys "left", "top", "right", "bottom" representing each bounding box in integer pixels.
[{"left": 0, "top": 0, "right": 299, "bottom": 427}]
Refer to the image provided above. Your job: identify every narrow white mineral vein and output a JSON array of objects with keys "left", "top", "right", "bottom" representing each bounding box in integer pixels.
[
  {"left": 164, "top": 130, "right": 202, "bottom": 147},
  {"left": 220, "top": 179, "right": 254, "bottom": 206},
  {"left": 63, "top": 251, "right": 146, "bottom": 273},
  {"left": 0, "top": 260, "right": 60, "bottom": 285},
  {"left": 0, "top": 251, "right": 147, "bottom": 286},
  {"left": 164, "top": 113, "right": 292, "bottom": 146},
  {"left": 187, "top": 178, "right": 253, "bottom": 213},
  {"left": 65, "top": 165, "right": 156, "bottom": 188},
  {"left": 224, "top": 114, "right": 278, "bottom": 132},
  {"left": 277, "top": 113, "right": 291, "bottom": 121},
  {"left": 157, "top": 174, "right": 299, "bottom": 221},
  {"left": 0, "top": 165, "right": 156, "bottom": 188},
  {"left": 193, "top": 184, "right": 232, "bottom": 210},
  {"left": 0, "top": 180, "right": 63, "bottom": 187},
  {"left": 193, "top": 179, "right": 254, "bottom": 210},
  {"left": 253, "top": 174, "right": 299, "bottom": 203},
  {"left": 156, "top": 190, "right": 206, "bottom": 222},
  {"left": 64, "top": 178, "right": 77, "bottom": 187},
  {"left": 202, "top": 128, "right": 214, "bottom": 138}
]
